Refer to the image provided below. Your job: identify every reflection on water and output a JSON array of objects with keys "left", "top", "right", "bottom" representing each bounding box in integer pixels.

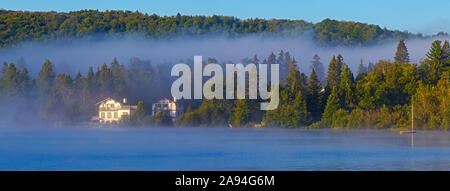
[{"left": 0, "top": 127, "right": 449, "bottom": 170}]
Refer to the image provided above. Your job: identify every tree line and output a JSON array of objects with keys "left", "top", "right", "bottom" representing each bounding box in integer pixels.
[
  {"left": 0, "top": 57, "right": 172, "bottom": 125},
  {"left": 179, "top": 39, "right": 449, "bottom": 130},
  {"left": 0, "top": 10, "right": 422, "bottom": 48},
  {"left": 0, "top": 39, "right": 448, "bottom": 129}
]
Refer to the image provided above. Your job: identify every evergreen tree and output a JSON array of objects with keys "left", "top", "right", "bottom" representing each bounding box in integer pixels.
[
  {"left": 230, "top": 99, "right": 250, "bottom": 127},
  {"left": 443, "top": 40, "right": 450, "bottom": 61},
  {"left": 290, "top": 91, "right": 310, "bottom": 127},
  {"left": 74, "top": 72, "right": 82, "bottom": 83},
  {"left": 339, "top": 64, "right": 356, "bottom": 109},
  {"left": 0, "top": 62, "right": 8, "bottom": 78},
  {"left": 110, "top": 58, "right": 126, "bottom": 96},
  {"left": 307, "top": 68, "right": 322, "bottom": 121},
  {"left": 325, "top": 55, "right": 342, "bottom": 100},
  {"left": 277, "top": 50, "right": 285, "bottom": 65},
  {"left": 356, "top": 59, "right": 368, "bottom": 82},
  {"left": 285, "top": 57, "right": 307, "bottom": 98},
  {"left": 394, "top": 39, "right": 409, "bottom": 63},
  {"left": 278, "top": 50, "right": 290, "bottom": 82},
  {"left": 263, "top": 57, "right": 310, "bottom": 128},
  {"left": 53, "top": 74, "right": 75, "bottom": 121},
  {"left": 267, "top": 52, "right": 276, "bottom": 65},
  {"left": 37, "top": 59, "right": 56, "bottom": 93},
  {"left": 322, "top": 87, "right": 342, "bottom": 126},
  {"left": 19, "top": 68, "right": 33, "bottom": 96},
  {"left": 336, "top": 54, "right": 344, "bottom": 72},
  {"left": 421, "top": 40, "right": 449, "bottom": 84},
  {"left": 284, "top": 51, "right": 292, "bottom": 67},
  {"left": 86, "top": 67, "right": 95, "bottom": 80},
  {"left": 0, "top": 63, "right": 20, "bottom": 95},
  {"left": 252, "top": 54, "right": 259, "bottom": 65},
  {"left": 311, "top": 54, "right": 325, "bottom": 85},
  {"left": 357, "top": 59, "right": 367, "bottom": 74},
  {"left": 132, "top": 101, "right": 146, "bottom": 125},
  {"left": 77, "top": 67, "right": 97, "bottom": 119},
  {"left": 98, "top": 63, "right": 113, "bottom": 95}
]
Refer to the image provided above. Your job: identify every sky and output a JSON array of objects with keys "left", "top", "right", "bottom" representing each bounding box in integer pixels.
[{"left": 1, "top": 0, "right": 450, "bottom": 35}]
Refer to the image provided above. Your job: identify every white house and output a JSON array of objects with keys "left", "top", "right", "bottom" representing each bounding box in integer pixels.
[
  {"left": 152, "top": 98, "right": 183, "bottom": 118},
  {"left": 95, "top": 98, "right": 137, "bottom": 123}
]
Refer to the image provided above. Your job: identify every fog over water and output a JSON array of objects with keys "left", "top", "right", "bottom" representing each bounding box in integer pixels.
[
  {"left": 0, "top": 34, "right": 449, "bottom": 77},
  {"left": 0, "top": 127, "right": 449, "bottom": 170}
]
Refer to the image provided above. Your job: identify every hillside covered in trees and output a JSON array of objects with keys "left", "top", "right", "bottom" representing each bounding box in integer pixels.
[{"left": 0, "top": 9, "right": 424, "bottom": 48}]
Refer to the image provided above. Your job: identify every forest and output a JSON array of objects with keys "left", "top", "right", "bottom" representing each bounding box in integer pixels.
[
  {"left": 0, "top": 9, "right": 424, "bottom": 47},
  {"left": 0, "top": 38, "right": 448, "bottom": 129}
]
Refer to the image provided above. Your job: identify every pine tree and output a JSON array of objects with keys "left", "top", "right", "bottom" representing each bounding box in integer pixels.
[
  {"left": 37, "top": 59, "right": 56, "bottom": 93},
  {"left": 37, "top": 60, "right": 56, "bottom": 120},
  {"left": 1, "top": 63, "right": 20, "bottom": 95},
  {"left": 110, "top": 58, "right": 125, "bottom": 96},
  {"left": 252, "top": 54, "right": 259, "bottom": 65},
  {"left": 268, "top": 52, "right": 276, "bottom": 64},
  {"left": 285, "top": 57, "right": 307, "bottom": 99},
  {"left": 132, "top": 101, "right": 146, "bottom": 125},
  {"left": 267, "top": 52, "right": 276, "bottom": 83},
  {"left": 87, "top": 67, "right": 95, "bottom": 80},
  {"left": 394, "top": 39, "right": 409, "bottom": 63},
  {"left": 336, "top": 54, "right": 344, "bottom": 72},
  {"left": 339, "top": 64, "right": 356, "bottom": 109},
  {"left": 53, "top": 74, "right": 75, "bottom": 120},
  {"left": 278, "top": 50, "right": 290, "bottom": 82},
  {"left": 98, "top": 63, "right": 113, "bottom": 95},
  {"left": 78, "top": 67, "right": 96, "bottom": 118},
  {"left": 325, "top": 55, "right": 342, "bottom": 100},
  {"left": 284, "top": 51, "right": 292, "bottom": 66},
  {"left": 231, "top": 99, "right": 250, "bottom": 127},
  {"left": 1, "top": 61, "right": 8, "bottom": 78},
  {"left": 19, "top": 68, "right": 33, "bottom": 96},
  {"left": 422, "top": 40, "right": 448, "bottom": 84},
  {"left": 311, "top": 54, "right": 325, "bottom": 85},
  {"left": 356, "top": 59, "right": 368, "bottom": 81},
  {"left": 307, "top": 68, "right": 322, "bottom": 121},
  {"left": 290, "top": 91, "right": 310, "bottom": 127},
  {"left": 322, "top": 87, "right": 342, "bottom": 126},
  {"left": 357, "top": 59, "right": 367, "bottom": 74},
  {"left": 443, "top": 40, "right": 450, "bottom": 62},
  {"left": 277, "top": 50, "right": 285, "bottom": 65}
]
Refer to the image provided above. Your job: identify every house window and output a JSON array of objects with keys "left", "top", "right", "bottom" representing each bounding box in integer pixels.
[
  {"left": 101, "top": 112, "right": 105, "bottom": 118},
  {"left": 107, "top": 112, "right": 112, "bottom": 118},
  {"left": 114, "top": 112, "right": 118, "bottom": 119}
]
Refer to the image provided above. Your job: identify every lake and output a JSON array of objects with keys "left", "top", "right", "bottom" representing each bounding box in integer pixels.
[{"left": 0, "top": 127, "right": 449, "bottom": 170}]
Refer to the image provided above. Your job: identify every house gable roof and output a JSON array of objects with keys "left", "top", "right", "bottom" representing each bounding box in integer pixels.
[
  {"left": 95, "top": 97, "right": 120, "bottom": 106},
  {"left": 154, "top": 97, "right": 176, "bottom": 104}
]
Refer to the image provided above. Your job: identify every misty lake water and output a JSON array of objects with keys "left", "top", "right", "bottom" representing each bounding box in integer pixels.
[{"left": 0, "top": 127, "right": 449, "bottom": 170}]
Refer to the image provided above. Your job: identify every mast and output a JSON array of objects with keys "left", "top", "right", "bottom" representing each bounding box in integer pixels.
[{"left": 412, "top": 103, "right": 414, "bottom": 147}]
